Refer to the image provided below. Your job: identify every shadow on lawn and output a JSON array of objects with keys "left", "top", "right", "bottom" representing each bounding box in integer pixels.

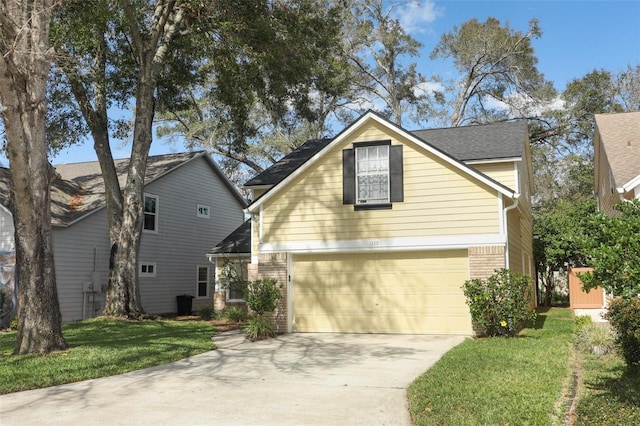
[{"left": 578, "top": 361, "right": 640, "bottom": 422}]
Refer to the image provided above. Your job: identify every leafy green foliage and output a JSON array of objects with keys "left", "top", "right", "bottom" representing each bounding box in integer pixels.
[
  {"left": 533, "top": 197, "right": 598, "bottom": 305},
  {"left": 463, "top": 269, "right": 537, "bottom": 337},
  {"left": 575, "top": 323, "right": 616, "bottom": 356},
  {"left": 605, "top": 298, "right": 640, "bottom": 366},
  {"left": 580, "top": 200, "right": 640, "bottom": 298},
  {"left": 244, "top": 278, "right": 283, "bottom": 316},
  {"left": 431, "top": 17, "right": 555, "bottom": 126},
  {"left": 197, "top": 305, "right": 215, "bottom": 321},
  {"left": 242, "top": 315, "right": 276, "bottom": 342},
  {"left": 222, "top": 306, "right": 247, "bottom": 323},
  {"left": 574, "top": 315, "right": 593, "bottom": 332}
]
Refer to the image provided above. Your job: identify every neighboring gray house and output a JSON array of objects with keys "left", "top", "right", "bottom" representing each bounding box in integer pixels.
[{"left": 0, "top": 151, "right": 246, "bottom": 322}]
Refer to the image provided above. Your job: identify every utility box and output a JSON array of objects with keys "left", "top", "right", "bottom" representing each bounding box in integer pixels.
[{"left": 176, "top": 294, "right": 194, "bottom": 316}]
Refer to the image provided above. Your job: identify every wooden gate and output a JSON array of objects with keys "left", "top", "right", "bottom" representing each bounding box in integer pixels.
[{"left": 569, "top": 267, "right": 604, "bottom": 308}]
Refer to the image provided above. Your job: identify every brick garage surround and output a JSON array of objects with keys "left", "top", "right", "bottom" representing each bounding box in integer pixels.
[
  {"left": 248, "top": 252, "right": 288, "bottom": 333},
  {"left": 468, "top": 246, "right": 506, "bottom": 279}
]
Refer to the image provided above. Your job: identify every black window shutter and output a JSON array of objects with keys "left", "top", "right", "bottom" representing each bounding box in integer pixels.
[
  {"left": 343, "top": 149, "right": 355, "bottom": 204},
  {"left": 390, "top": 145, "right": 403, "bottom": 202}
]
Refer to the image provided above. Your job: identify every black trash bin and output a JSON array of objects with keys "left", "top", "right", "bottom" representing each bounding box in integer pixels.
[{"left": 176, "top": 294, "right": 194, "bottom": 316}]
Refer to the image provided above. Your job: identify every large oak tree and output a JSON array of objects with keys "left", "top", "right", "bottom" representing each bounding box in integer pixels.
[{"left": 0, "top": 0, "right": 67, "bottom": 353}]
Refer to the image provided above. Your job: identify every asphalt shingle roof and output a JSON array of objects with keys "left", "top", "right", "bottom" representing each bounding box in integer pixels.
[
  {"left": 1, "top": 151, "right": 216, "bottom": 227},
  {"left": 595, "top": 111, "right": 640, "bottom": 188},
  {"left": 208, "top": 219, "right": 251, "bottom": 256},
  {"left": 244, "top": 120, "right": 527, "bottom": 188}
]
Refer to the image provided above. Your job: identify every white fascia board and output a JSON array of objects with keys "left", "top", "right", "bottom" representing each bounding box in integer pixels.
[
  {"left": 622, "top": 173, "right": 640, "bottom": 193},
  {"left": 247, "top": 112, "right": 516, "bottom": 213},
  {"left": 259, "top": 234, "right": 506, "bottom": 254},
  {"left": 465, "top": 157, "right": 521, "bottom": 165}
]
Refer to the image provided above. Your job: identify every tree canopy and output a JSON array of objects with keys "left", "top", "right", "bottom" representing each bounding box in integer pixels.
[{"left": 580, "top": 200, "right": 640, "bottom": 299}]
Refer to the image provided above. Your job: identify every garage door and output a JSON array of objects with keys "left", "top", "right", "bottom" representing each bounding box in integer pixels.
[{"left": 292, "top": 250, "right": 471, "bottom": 334}]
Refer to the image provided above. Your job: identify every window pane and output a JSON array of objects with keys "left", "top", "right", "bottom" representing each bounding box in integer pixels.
[
  {"left": 198, "top": 282, "right": 207, "bottom": 297},
  {"left": 198, "top": 267, "right": 208, "bottom": 282},
  {"left": 144, "top": 214, "right": 155, "bottom": 231},
  {"left": 144, "top": 197, "right": 156, "bottom": 214}
]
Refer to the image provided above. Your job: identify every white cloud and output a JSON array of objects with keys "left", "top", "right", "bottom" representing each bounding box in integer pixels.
[
  {"left": 393, "top": 1, "right": 443, "bottom": 34},
  {"left": 413, "top": 80, "right": 445, "bottom": 97}
]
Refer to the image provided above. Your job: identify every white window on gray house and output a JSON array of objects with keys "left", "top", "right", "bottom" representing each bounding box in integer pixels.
[
  {"left": 197, "top": 266, "right": 210, "bottom": 298},
  {"left": 356, "top": 145, "right": 390, "bottom": 204},
  {"left": 143, "top": 194, "right": 159, "bottom": 232},
  {"left": 140, "top": 262, "right": 156, "bottom": 277},
  {"left": 197, "top": 204, "right": 210, "bottom": 218}
]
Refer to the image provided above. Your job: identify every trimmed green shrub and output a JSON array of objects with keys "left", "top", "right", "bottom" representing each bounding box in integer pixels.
[
  {"left": 197, "top": 305, "right": 215, "bottom": 320},
  {"left": 462, "top": 269, "right": 537, "bottom": 337},
  {"left": 244, "top": 277, "right": 282, "bottom": 315},
  {"left": 242, "top": 315, "right": 276, "bottom": 341},
  {"left": 575, "top": 323, "right": 616, "bottom": 356},
  {"left": 223, "top": 306, "right": 246, "bottom": 322},
  {"left": 605, "top": 298, "right": 640, "bottom": 366},
  {"left": 574, "top": 315, "right": 593, "bottom": 332}
]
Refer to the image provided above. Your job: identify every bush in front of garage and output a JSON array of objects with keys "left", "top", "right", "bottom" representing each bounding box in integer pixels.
[
  {"left": 463, "top": 269, "right": 537, "bottom": 337},
  {"left": 242, "top": 277, "right": 283, "bottom": 341}
]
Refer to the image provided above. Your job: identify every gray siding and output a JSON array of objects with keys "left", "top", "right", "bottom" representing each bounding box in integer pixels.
[
  {"left": 138, "top": 156, "right": 245, "bottom": 314},
  {"left": 52, "top": 211, "right": 110, "bottom": 322},
  {"left": 0, "top": 205, "right": 14, "bottom": 252},
  {"left": 50, "top": 154, "right": 245, "bottom": 321}
]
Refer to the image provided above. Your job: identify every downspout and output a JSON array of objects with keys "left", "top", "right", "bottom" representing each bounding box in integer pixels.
[{"left": 503, "top": 193, "right": 520, "bottom": 270}]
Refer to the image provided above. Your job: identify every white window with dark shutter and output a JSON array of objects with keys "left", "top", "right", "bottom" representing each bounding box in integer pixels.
[
  {"left": 343, "top": 140, "right": 403, "bottom": 210},
  {"left": 356, "top": 145, "right": 389, "bottom": 204}
]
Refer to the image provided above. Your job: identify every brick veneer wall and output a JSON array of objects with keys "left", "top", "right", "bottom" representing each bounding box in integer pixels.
[
  {"left": 248, "top": 253, "right": 288, "bottom": 333},
  {"left": 468, "top": 246, "right": 506, "bottom": 279}
]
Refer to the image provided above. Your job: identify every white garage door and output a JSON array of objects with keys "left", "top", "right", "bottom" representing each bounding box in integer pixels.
[{"left": 292, "top": 250, "right": 471, "bottom": 334}]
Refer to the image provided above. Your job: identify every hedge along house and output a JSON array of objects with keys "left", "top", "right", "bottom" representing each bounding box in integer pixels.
[
  {"left": 0, "top": 152, "right": 246, "bottom": 323},
  {"left": 211, "top": 111, "right": 535, "bottom": 334}
]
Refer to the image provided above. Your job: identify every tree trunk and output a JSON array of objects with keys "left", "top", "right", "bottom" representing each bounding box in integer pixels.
[
  {"left": 103, "top": 56, "right": 156, "bottom": 318},
  {"left": 0, "top": 0, "right": 67, "bottom": 354}
]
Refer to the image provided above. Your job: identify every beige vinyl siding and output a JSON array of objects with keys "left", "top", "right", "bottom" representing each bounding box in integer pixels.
[
  {"left": 293, "top": 250, "right": 471, "bottom": 334},
  {"left": 594, "top": 134, "right": 619, "bottom": 215},
  {"left": 472, "top": 162, "right": 516, "bottom": 190},
  {"left": 261, "top": 123, "right": 501, "bottom": 244},
  {"left": 507, "top": 209, "right": 523, "bottom": 273}
]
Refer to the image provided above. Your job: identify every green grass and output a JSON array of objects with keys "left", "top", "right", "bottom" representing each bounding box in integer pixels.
[
  {"left": 0, "top": 318, "right": 216, "bottom": 394},
  {"left": 409, "top": 308, "right": 575, "bottom": 426},
  {"left": 574, "top": 353, "right": 640, "bottom": 425}
]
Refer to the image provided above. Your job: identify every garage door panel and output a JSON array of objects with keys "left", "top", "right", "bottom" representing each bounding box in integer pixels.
[{"left": 293, "top": 250, "right": 471, "bottom": 334}]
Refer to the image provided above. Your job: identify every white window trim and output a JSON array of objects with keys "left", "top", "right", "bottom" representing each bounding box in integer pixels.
[
  {"left": 196, "top": 265, "right": 210, "bottom": 299},
  {"left": 139, "top": 262, "right": 157, "bottom": 277},
  {"left": 355, "top": 145, "right": 390, "bottom": 205},
  {"left": 197, "top": 204, "right": 210, "bottom": 219},
  {"left": 143, "top": 193, "right": 159, "bottom": 234}
]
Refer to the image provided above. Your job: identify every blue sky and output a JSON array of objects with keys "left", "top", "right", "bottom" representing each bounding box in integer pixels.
[{"left": 2, "top": 0, "right": 639, "bottom": 167}]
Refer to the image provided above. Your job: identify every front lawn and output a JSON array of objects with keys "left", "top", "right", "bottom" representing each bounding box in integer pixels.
[
  {"left": 574, "top": 352, "right": 640, "bottom": 425},
  {"left": 0, "top": 318, "right": 216, "bottom": 394},
  {"left": 409, "top": 308, "right": 575, "bottom": 425}
]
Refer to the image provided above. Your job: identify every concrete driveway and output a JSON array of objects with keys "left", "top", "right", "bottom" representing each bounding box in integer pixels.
[{"left": 0, "top": 331, "right": 464, "bottom": 425}]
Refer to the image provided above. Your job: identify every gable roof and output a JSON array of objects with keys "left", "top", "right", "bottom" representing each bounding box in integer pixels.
[
  {"left": 412, "top": 120, "right": 526, "bottom": 162},
  {"left": 245, "top": 115, "right": 526, "bottom": 189},
  {"left": 0, "top": 151, "right": 246, "bottom": 227},
  {"left": 595, "top": 111, "right": 640, "bottom": 191},
  {"left": 207, "top": 219, "right": 251, "bottom": 256},
  {"left": 245, "top": 111, "right": 522, "bottom": 212}
]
